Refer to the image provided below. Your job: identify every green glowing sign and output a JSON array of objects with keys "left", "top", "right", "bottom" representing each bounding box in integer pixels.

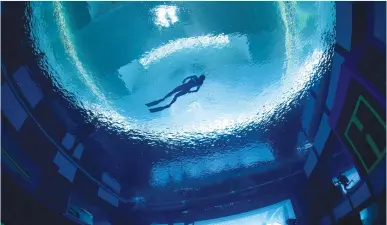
[{"left": 344, "top": 95, "right": 386, "bottom": 173}]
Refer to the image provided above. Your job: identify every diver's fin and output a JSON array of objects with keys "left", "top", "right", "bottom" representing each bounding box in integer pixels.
[
  {"left": 146, "top": 99, "right": 164, "bottom": 107},
  {"left": 149, "top": 106, "right": 168, "bottom": 113}
]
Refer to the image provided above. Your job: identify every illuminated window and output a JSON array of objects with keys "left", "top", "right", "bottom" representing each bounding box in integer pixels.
[
  {"left": 150, "top": 200, "right": 295, "bottom": 225},
  {"left": 359, "top": 202, "right": 379, "bottom": 225},
  {"left": 194, "top": 199, "right": 295, "bottom": 225},
  {"left": 332, "top": 167, "right": 361, "bottom": 194}
]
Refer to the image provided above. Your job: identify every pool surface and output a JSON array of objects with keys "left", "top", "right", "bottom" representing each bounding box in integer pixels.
[
  {"left": 26, "top": 1, "right": 336, "bottom": 202},
  {"left": 28, "top": 1, "right": 335, "bottom": 139}
]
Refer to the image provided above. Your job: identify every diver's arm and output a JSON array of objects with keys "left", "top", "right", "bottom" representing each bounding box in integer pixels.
[
  {"left": 189, "top": 86, "right": 200, "bottom": 93},
  {"left": 182, "top": 76, "right": 196, "bottom": 84}
]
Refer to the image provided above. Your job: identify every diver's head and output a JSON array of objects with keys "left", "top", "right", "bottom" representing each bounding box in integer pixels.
[{"left": 199, "top": 74, "right": 206, "bottom": 81}]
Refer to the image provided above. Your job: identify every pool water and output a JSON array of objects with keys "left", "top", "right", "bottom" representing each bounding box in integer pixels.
[
  {"left": 28, "top": 1, "right": 335, "bottom": 140},
  {"left": 27, "top": 1, "right": 336, "bottom": 202}
]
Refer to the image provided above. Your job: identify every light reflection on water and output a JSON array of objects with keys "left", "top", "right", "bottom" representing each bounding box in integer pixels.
[
  {"left": 27, "top": 1, "right": 336, "bottom": 144},
  {"left": 26, "top": 2, "right": 336, "bottom": 195}
]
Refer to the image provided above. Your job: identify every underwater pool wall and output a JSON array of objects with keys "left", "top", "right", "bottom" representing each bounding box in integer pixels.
[{"left": 1, "top": 2, "right": 386, "bottom": 225}]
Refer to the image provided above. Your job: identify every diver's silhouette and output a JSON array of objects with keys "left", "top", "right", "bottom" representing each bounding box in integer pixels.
[
  {"left": 146, "top": 74, "right": 205, "bottom": 113},
  {"left": 335, "top": 173, "right": 353, "bottom": 191}
]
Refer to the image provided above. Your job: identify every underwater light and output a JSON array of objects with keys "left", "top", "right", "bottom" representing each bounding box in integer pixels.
[
  {"left": 152, "top": 5, "right": 179, "bottom": 28},
  {"left": 139, "top": 34, "right": 230, "bottom": 68}
]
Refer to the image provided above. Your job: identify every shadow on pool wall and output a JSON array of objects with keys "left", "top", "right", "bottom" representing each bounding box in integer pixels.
[{"left": 1, "top": 1, "right": 386, "bottom": 225}]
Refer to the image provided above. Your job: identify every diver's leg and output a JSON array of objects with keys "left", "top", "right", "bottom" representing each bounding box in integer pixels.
[
  {"left": 149, "top": 105, "right": 169, "bottom": 113},
  {"left": 146, "top": 98, "right": 165, "bottom": 107},
  {"left": 146, "top": 86, "right": 182, "bottom": 107},
  {"left": 164, "top": 86, "right": 183, "bottom": 99},
  {"left": 167, "top": 91, "right": 185, "bottom": 107},
  {"left": 149, "top": 92, "right": 186, "bottom": 113}
]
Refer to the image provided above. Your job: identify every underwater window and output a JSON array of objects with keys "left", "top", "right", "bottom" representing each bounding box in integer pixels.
[
  {"left": 359, "top": 202, "right": 379, "bottom": 225},
  {"left": 332, "top": 167, "right": 361, "bottom": 194},
  {"left": 194, "top": 199, "right": 295, "bottom": 225}
]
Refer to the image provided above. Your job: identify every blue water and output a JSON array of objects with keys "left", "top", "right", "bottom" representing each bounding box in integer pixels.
[
  {"left": 27, "top": 2, "right": 336, "bottom": 203},
  {"left": 193, "top": 199, "right": 295, "bottom": 225}
]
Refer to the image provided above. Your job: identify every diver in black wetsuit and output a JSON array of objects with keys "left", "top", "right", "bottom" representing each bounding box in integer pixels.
[{"left": 146, "top": 74, "right": 206, "bottom": 113}]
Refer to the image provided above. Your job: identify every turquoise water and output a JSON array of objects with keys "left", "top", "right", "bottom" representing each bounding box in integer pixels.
[
  {"left": 27, "top": 2, "right": 335, "bottom": 142},
  {"left": 27, "top": 2, "right": 336, "bottom": 194}
]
